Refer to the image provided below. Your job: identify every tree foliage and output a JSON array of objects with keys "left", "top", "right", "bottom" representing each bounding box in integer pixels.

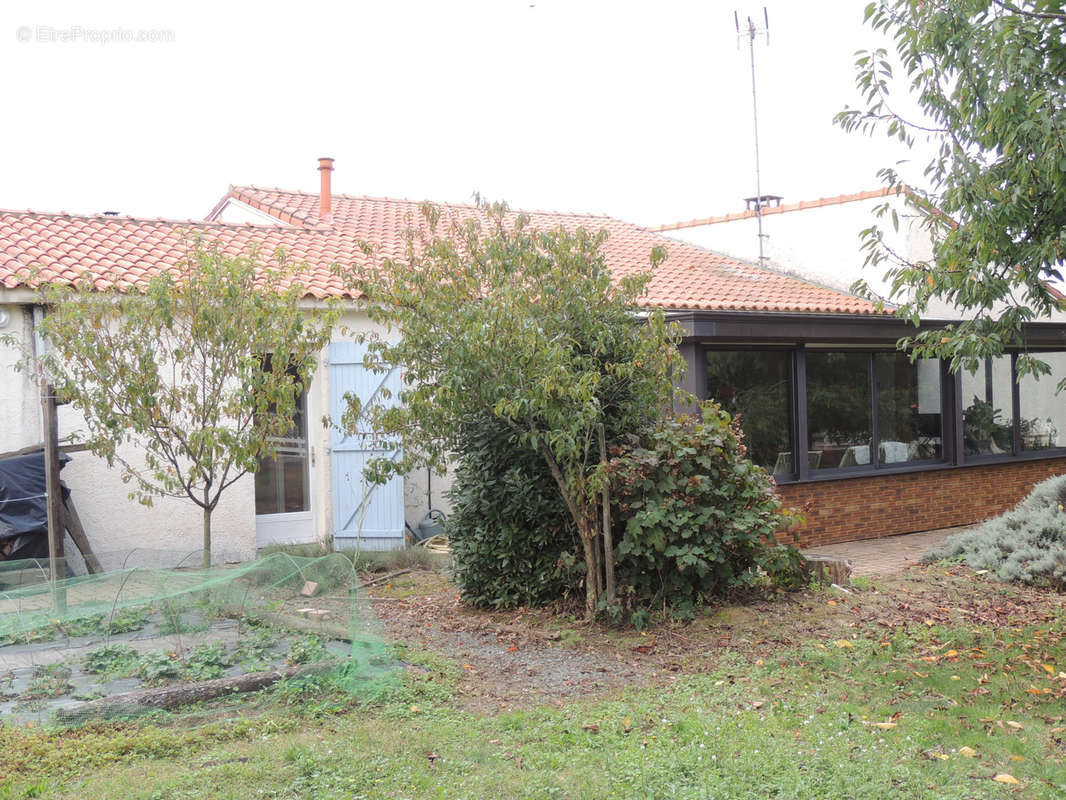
[
  {"left": 32, "top": 242, "right": 337, "bottom": 565},
  {"left": 445, "top": 415, "right": 581, "bottom": 609},
  {"left": 837, "top": 1, "right": 1066, "bottom": 385},
  {"left": 346, "top": 200, "right": 684, "bottom": 617},
  {"left": 607, "top": 403, "right": 804, "bottom": 621}
]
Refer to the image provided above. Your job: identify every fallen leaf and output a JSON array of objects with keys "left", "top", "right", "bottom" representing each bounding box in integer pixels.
[
  {"left": 582, "top": 723, "right": 600, "bottom": 733},
  {"left": 945, "top": 650, "right": 958, "bottom": 658},
  {"left": 993, "top": 773, "right": 1020, "bottom": 785},
  {"left": 752, "top": 701, "right": 765, "bottom": 709},
  {"left": 870, "top": 722, "right": 897, "bottom": 730},
  {"left": 1042, "top": 664, "right": 1056, "bottom": 674},
  {"left": 622, "top": 717, "right": 632, "bottom": 732},
  {"left": 755, "top": 659, "right": 765, "bottom": 666},
  {"left": 958, "top": 746, "right": 977, "bottom": 758},
  {"left": 1006, "top": 721, "right": 1024, "bottom": 730},
  {"left": 833, "top": 640, "right": 854, "bottom": 649}
]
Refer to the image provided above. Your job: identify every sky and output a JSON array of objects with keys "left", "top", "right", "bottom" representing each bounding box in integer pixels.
[{"left": 0, "top": 0, "right": 922, "bottom": 228}]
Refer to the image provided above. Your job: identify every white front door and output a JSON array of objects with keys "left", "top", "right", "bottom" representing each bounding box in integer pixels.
[{"left": 254, "top": 370, "right": 315, "bottom": 548}]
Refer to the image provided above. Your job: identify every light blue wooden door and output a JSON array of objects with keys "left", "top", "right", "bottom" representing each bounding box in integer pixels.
[{"left": 328, "top": 342, "right": 405, "bottom": 551}]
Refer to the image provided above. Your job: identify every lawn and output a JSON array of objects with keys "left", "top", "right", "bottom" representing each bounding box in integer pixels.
[{"left": 1, "top": 566, "right": 1064, "bottom": 799}]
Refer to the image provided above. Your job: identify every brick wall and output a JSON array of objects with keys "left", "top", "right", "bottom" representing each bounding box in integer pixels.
[{"left": 776, "top": 457, "right": 1066, "bottom": 548}]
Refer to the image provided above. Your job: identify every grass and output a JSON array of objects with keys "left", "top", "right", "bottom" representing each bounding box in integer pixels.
[
  {"left": 258, "top": 541, "right": 448, "bottom": 575},
  {"left": 2, "top": 581, "right": 1065, "bottom": 798}
]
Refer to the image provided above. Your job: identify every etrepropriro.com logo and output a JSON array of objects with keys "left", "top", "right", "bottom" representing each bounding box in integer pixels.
[{"left": 15, "top": 25, "right": 176, "bottom": 45}]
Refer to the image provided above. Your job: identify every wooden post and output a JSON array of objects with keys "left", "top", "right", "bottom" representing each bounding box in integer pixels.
[
  {"left": 598, "top": 423, "right": 615, "bottom": 604},
  {"left": 41, "top": 378, "right": 66, "bottom": 611},
  {"left": 63, "top": 497, "right": 102, "bottom": 575}
]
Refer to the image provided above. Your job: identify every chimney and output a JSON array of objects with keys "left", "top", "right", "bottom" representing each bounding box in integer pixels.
[{"left": 318, "top": 157, "right": 334, "bottom": 220}]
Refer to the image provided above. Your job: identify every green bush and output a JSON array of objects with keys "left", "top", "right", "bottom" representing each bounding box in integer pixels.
[
  {"left": 928, "top": 474, "right": 1066, "bottom": 587},
  {"left": 607, "top": 402, "right": 804, "bottom": 611},
  {"left": 446, "top": 416, "right": 581, "bottom": 608}
]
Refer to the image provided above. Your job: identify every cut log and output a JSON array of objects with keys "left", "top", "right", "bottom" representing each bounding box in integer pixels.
[
  {"left": 803, "top": 555, "right": 853, "bottom": 587},
  {"left": 55, "top": 661, "right": 339, "bottom": 723}
]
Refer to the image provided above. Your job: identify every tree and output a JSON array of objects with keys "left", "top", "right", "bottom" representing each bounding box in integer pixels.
[
  {"left": 346, "top": 200, "right": 684, "bottom": 617},
  {"left": 31, "top": 241, "right": 337, "bottom": 566},
  {"left": 836, "top": 1, "right": 1066, "bottom": 385}
]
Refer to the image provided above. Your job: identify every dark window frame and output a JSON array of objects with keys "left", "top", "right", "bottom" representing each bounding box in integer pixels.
[{"left": 702, "top": 343, "right": 1066, "bottom": 485}]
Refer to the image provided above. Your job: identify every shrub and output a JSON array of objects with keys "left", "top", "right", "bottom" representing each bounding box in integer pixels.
[
  {"left": 446, "top": 416, "right": 581, "bottom": 608},
  {"left": 607, "top": 402, "right": 804, "bottom": 611},
  {"left": 928, "top": 474, "right": 1066, "bottom": 588}
]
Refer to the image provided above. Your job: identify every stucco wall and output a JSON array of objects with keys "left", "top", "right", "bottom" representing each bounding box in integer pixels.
[
  {"left": 1, "top": 302, "right": 453, "bottom": 563},
  {"left": 0, "top": 302, "right": 256, "bottom": 565}
]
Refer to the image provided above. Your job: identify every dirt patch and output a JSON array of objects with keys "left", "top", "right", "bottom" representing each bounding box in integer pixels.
[{"left": 365, "top": 565, "right": 1066, "bottom": 714}]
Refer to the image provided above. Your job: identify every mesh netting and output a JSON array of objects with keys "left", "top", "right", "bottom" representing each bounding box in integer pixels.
[{"left": 0, "top": 552, "right": 398, "bottom": 727}]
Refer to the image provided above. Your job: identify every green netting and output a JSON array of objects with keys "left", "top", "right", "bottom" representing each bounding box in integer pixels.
[{"left": 0, "top": 552, "right": 398, "bottom": 727}]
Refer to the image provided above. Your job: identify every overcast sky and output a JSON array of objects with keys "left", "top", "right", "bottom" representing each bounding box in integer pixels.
[{"left": 1, "top": 0, "right": 923, "bottom": 228}]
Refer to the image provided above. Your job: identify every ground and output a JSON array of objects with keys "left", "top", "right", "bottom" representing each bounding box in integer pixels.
[
  {"left": 365, "top": 561, "right": 1065, "bottom": 714},
  {"left": 2, "top": 544, "right": 1066, "bottom": 799}
]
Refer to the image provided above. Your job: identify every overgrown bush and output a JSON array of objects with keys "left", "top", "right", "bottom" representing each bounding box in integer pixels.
[
  {"left": 607, "top": 402, "right": 804, "bottom": 612},
  {"left": 928, "top": 474, "right": 1066, "bottom": 587},
  {"left": 446, "top": 416, "right": 581, "bottom": 608}
]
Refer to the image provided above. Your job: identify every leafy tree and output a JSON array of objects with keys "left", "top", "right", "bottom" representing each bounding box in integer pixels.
[
  {"left": 346, "top": 201, "right": 683, "bottom": 617},
  {"left": 30, "top": 242, "right": 337, "bottom": 566},
  {"left": 836, "top": 1, "right": 1066, "bottom": 385}
]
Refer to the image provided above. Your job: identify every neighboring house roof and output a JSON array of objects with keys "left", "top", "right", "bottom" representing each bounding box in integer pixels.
[
  {"left": 653, "top": 187, "right": 904, "bottom": 232},
  {"left": 0, "top": 184, "right": 882, "bottom": 315}
]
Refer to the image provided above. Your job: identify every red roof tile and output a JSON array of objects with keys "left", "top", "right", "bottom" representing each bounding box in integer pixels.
[{"left": 0, "top": 186, "right": 882, "bottom": 315}]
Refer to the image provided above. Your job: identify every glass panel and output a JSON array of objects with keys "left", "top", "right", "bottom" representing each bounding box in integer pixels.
[
  {"left": 875, "top": 354, "right": 943, "bottom": 464},
  {"left": 1019, "top": 352, "right": 1066, "bottom": 452},
  {"left": 806, "top": 351, "right": 871, "bottom": 470},
  {"left": 254, "top": 361, "right": 311, "bottom": 515},
  {"left": 705, "top": 350, "right": 792, "bottom": 475},
  {"left": 960, "top": 356, "right": 1014, "bottom": 456}
]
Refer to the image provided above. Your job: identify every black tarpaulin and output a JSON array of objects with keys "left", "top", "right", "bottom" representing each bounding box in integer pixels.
[{"left": 0, "top": 451, "right": 70, "bottom": 559}]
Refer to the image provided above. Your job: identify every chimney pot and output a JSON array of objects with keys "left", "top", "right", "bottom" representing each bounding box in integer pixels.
[{"left": 318, "top": 157, "right": 334, "bottom": 220}]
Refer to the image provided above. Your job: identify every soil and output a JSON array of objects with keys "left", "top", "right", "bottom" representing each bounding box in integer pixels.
[{"left": 363, "top": 564, "right": 1066, "bottom": 714}]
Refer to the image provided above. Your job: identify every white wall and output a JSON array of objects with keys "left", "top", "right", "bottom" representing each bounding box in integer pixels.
[
  {"left": 0, "top": 302, "right": 257, "bottom": 566},
  {"left": 1, "top": 301, "right": 453, "bottom": 564}
]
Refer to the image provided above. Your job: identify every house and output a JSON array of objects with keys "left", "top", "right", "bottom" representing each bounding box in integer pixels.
[
  {"left": 657, "top": 190, "right": 1066, "bottom": 547},
  {"left": 0, "top": 164, "right": 1063, "bottom": 562}
]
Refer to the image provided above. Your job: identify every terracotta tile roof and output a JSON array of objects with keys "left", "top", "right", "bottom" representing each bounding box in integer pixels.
[
  {"left": 652, "top": 187, "right": 905, "bottom": 232},
  {"left": 0, "top": 186, "right": 882, "bottom": 315}
]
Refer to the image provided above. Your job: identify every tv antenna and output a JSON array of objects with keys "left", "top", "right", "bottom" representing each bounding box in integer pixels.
[{"left": 735, "top": 7, "right": 771, "bottom": 267}]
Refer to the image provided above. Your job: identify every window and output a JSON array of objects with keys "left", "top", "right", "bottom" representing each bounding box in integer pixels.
[
  {"left": 806, "top": 351, "right": 943, "bottom": 471},
  {"left": 254, "top": 361, "right": 311, "bottom": 515},
  {"left": 875, "top": 353, "right": 943, "bottom": 464},
  {"left": 701, "top": 343, "right": 1063, "bottom": 483},
  {"left": 806, "top": 351, "right": 871, "bottom": 470},
  {"left": 1019, "top": 352, "right": 1066, "bottom": 452},
  {"left": 705, "top": 350, "right": 792, "bottom": 475},
  {"left": 960, "top": 356, "right": 1014, "bottom": 456}
]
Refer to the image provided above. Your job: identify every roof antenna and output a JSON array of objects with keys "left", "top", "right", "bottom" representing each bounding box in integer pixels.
[{"left": 735, "top": 7, "right": 771, "bottom": 267}]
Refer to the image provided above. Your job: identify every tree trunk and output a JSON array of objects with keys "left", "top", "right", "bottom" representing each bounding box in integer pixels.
[
  {"left": 202, "top": 504, "right": 212, "bottom": 569},
  {"left": 55, "top": 661, "right": 340, "bottom": 723},
  {"left": 598, "top": 423, "right": 615, "bottom": 604},
  {"left": 537, "top": 443, "right": 599, "bottom": 618}
]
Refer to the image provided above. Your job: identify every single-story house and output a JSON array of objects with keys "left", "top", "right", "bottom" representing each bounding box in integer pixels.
[{"left": 1, "top": 163, "right": 1063, "bottom": 563}]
